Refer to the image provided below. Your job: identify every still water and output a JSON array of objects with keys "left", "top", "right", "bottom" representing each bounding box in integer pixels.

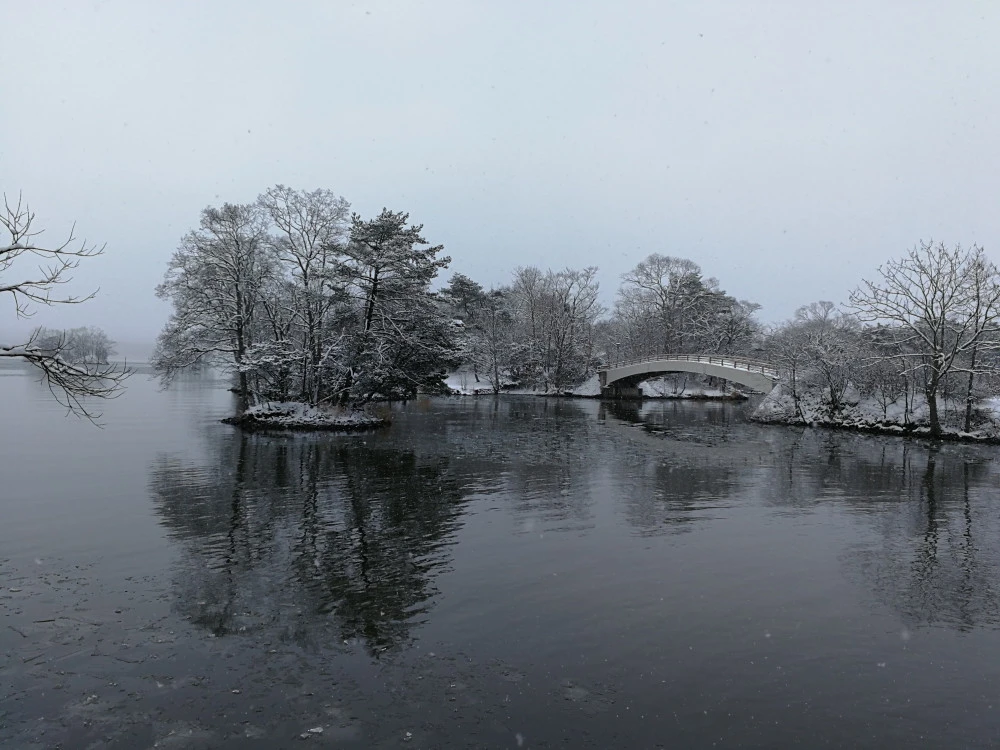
[{"left": 2, "top": 363, "right": 1000, "bottom": 748}]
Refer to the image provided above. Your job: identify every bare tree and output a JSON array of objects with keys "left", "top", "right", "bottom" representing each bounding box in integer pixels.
[
  {"left": 547, "top": 267, "right": 603, "bottom": 391},
  {"left": 468, "top": 288, "right": 515, "bottom": 393},
  {"left": 0, "top": 193, "right": 129, "bottom": 420},
  {"left": 791, "top": 301, "right": 861, "bottom": 414},
  {"left": 614, "top": 253, "right": 758, "bottom": 359},
  {"left": 502, "top": 266, "right": 603, "bottom": 391},
  {"left": 764, "top": 320, "right": 811, "bottom": 420},
  {"left": 153, "top": 203, "right": 273, "bottom": 406},
  {"left": 257, "top": 185, "right": 351, "bottom": 402},
  {"left": 849, "top": 241, "right": 1000, "bottom": 436},
  {"left": 508, "top": 266, "right": 546, "bottom": 382},
  {"left": 854, "top": 335, "right": 911, "bottom": 422},
  {"left": 618, "top": 254, "right": 706, "bottom": 355}
]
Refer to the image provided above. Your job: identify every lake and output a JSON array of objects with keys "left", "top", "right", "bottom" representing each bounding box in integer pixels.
[{"left": 2, "top": 363, "right": 1000, "bottom": 749}]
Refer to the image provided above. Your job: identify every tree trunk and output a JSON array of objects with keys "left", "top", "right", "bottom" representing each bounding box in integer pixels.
[
  {"left": 364, "top": 271, "right": 379, "bottom": 333},
  {"left": 492, "top": 344, "right": 501, "bottom": 394},
  {"left": 903, "top": 377, "right": 911, "bottom": 425},
  {"left": 926, "top": 389, "right": 941, "bottom": 437},
  {"left": 237, "top": 370, "right": 250, "bottom": 412},
  {"left": 339, "top": 369, "right": 353, "bottom": 405},
  {"left": 790, "top": 365, "right": 804, "bottom": 421},
  {"left": 300, "top": 329, "right": 310, "bottom": 399},
  {"left": 234, "top": 283, "right": 250, "bottom": 408},
  {"left": 964, "top": 345, "right": 978, "bottom": 432}
]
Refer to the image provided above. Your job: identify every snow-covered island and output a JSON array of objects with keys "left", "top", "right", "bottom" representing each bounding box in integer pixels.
[
  {"left": 222, "top": 402, "right": 389, "bottom": 432},
  {"left": 753, "top": 386, "right": 1000, "bottom": 444}
]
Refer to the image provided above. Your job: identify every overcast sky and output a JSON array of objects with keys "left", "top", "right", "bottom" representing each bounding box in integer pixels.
[{"left": 3, "top": 1, "right": 998, "bottom": 356}]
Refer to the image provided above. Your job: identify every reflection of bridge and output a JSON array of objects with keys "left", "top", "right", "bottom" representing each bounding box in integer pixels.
[{"left": 598, "top": 354, "right": 780, "bottom": 398}]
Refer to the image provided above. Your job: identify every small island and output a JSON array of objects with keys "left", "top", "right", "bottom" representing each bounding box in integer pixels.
[{"left": 222, "top": 402, "right": 389, "bottom": 432}]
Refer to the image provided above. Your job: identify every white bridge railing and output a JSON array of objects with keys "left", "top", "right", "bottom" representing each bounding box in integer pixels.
[{"left": 599, "top": 353, "right": 779, "bottom": 379}]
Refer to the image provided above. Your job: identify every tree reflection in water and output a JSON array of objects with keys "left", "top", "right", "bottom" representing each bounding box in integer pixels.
[
  {"left": 762, "top": 430, "right": 1000, "bottom": 630},
  {"left": 599, "top": 399, "right": 759, "bottom": 535},
  {"left": 601, "top": 398, "right": 1000, "bottom": 629},
  {"left": 150, "top": 434, "right": 470, "bottom": 656},
  {"left": 150, "top": 395, "right": 1000, "bottom": 662},
  {"left": 868, "top": 446, "right": 1000, "bottom": 630}
]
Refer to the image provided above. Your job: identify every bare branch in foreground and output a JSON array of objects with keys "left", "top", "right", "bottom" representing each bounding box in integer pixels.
[{"left": 1, "top": 192, "right": 128, "bottom": 422}]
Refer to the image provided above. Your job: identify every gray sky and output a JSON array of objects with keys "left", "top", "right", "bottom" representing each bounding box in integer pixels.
[{"left": 4, "top": 1, "right": 999, "bottom": 355}]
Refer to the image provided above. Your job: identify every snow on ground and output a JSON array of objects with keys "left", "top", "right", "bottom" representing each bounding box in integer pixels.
[
  {"left": 639, "top": 376, "right": 742, "bottom": 399},
  {"left": 753, "top": 385, "right": 1000, "bottom": 442},
  {"left": 231, "top": 401, "right": 387, "bottom": 431},
  {"left": 444, "top": 370, "right": 495, "bottom": 395},
  {"left": 986, "top": 397, "right": 1000, "bottom": 418},
  {"left": 445, "top": 370, "right": 603, "bottom": 398},
  {"left": 569, "top": 374, "right": 602, "bottom": 397},
  {"left": 444, "top": 370, "right": 746, "bottom": 399}
]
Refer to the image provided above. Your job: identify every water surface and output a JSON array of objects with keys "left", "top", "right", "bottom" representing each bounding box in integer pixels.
[{"left": 2, "top": 363, "right": 1000, "bottom": 748}]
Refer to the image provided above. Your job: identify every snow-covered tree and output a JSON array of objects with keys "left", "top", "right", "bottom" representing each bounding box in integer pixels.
[
  {"left": 154, "top": 202, "right": 274, "bottom": 406},
  {"left": 613, "top": 254, "right": 759, "bottom": 359},
  {"left": 337, "top": 209, "right": 455, "bottom": 401},
  {"left": 765, "top": 302, "right": 862, "bottom": 416},
  {"left": 257, "top": 185, "right": 351, "bottom": 403},
  {"left": 796, "top": 301, "right": 861, "bottom": 413},
  {"left": 617, "top": 254, "right": 708, "bottom": 355},
  {"left": 441, "top": 272, "right": 485, "bottom": 324},
  {"left": 849, "top": 241, "right": 1000, "bottom": 436},
  {"left": 155, "top": 197, "right": 458, "bottom": 408},
  {"left": 546, "top": 267, "right": 603, "bottom": 391},
  {"left": 468, "top": 288, "right": 516, "bottom": 393},
  {"left": 854, "top": 333, "right": 912, "bottom": 422},
  {"left": 502, "top": 265, "right": 603, "bottom": 391},
  {"left": 0, "top": 193, "right": 129, "bottom": 420},
  {"left": 508, "top": 266, "right": 547, "bottom": 383}
]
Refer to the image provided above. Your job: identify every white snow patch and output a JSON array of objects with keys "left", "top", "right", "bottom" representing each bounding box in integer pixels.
[
  {"left": 569, "top": 374, "right": 602, "bottom": 397},
  {"left": 240, "top": 401, "right": 385, "bottom": 429},
  {"left": 753, "top": 385, "right": 1000, "bottom": 442},
  {"left": 445, "top": 369, "right": 495, "bottom": 395}
]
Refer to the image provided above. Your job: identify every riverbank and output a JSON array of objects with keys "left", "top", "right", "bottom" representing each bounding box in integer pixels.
[
  {"left": 222, "top": 401, "right": 389, "bottom": 432},
  {"left": 752, "top": 386, "right": 1000, "bottom": 445}
]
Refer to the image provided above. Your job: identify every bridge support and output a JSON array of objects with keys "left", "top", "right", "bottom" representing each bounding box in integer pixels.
[{"left": 600, "top": 384, "right": 643, "bottom": 400}]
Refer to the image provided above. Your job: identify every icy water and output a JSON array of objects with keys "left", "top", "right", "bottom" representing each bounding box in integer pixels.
[{"left": 3, "top": 364, "right": 1000, "bottom": 749}]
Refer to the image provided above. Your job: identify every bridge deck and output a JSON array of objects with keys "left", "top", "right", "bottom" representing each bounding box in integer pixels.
[
  {"left": 599, "top": 354, "right": 779, "bottom": 378},
  {"left": 598, "top": 354, "right": 779, "bottom": 395}
]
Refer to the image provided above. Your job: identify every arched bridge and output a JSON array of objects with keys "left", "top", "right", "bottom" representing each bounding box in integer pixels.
[{"left": 598, "top": 354, "right": 780, "bottom": 397}]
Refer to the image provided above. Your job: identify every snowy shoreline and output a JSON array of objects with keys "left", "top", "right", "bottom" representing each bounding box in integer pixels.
[
  {"left": 447, "top": 390, "right": 748, "bottom": 401},
  {"left": 751, "top": 387, "right": 1000, "bottom": 445},
  {"left": 443, "top": 371, "right": 749, "bottom": 400},
  {"left": 222, "top": 401, "right": 389, "bottom": 432},
  {"left": 750, "top": 413, "right": 1000, "bottom": 445}
]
